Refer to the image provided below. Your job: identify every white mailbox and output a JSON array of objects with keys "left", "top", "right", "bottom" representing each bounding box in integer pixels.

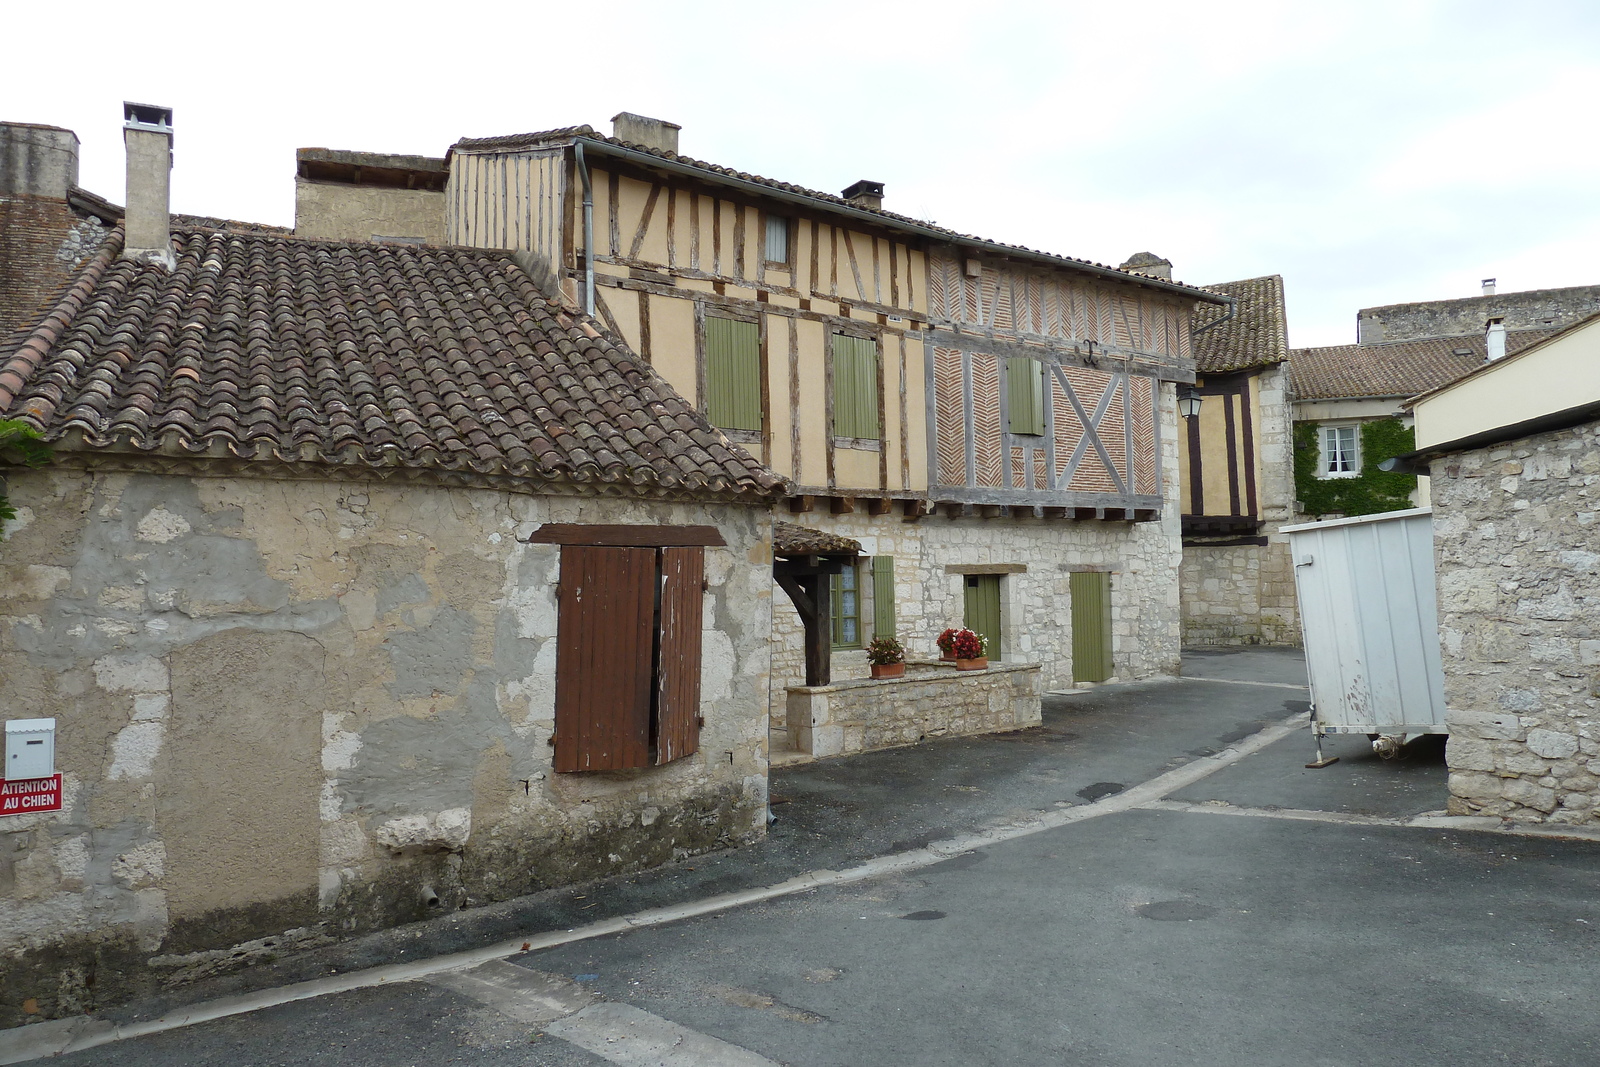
[{"left": 6, "top": 719, "right": 56, "bottom": 780}]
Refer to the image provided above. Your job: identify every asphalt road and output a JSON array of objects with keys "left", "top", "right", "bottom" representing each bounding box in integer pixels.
[{"left": 12, "top": 649, "right": 1600, "bottom": 1067}]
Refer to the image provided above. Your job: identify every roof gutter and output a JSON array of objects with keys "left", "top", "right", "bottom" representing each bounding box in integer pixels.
[
  {"left": 1190, "top": 296, "right": 1238, "bottom": 336},
  {"left": 568, "top": 137, "right": 1229, "bottom": 306},
  {"left": 1379, "top": 397, "right": 1600, "bottom": 476}
]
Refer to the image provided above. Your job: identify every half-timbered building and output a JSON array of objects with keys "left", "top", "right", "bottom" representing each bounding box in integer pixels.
[
  {"left": 298, "top": 112, "right": 1227, "bottom": 743},
  {"left": 435, "top": 114, "right": 1226, "bottom": 730},
  {"left": 1176, "top": 272, "right": 1299, "bottom": 646}
]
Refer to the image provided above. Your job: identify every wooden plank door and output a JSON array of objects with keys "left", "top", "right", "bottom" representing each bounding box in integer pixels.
[
  {"left": 962, "top": 574, "right": 1002, "bottom": 660},
  {"left": 1070, "top": 571, "right": 1113, "bottom": 683}
]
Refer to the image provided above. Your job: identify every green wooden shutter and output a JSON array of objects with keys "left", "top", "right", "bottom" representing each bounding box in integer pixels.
[
  {"left": 706, "top": 316, "right": 762, "bottom": 431},
  {"left": 1070, "top": 571, "right": 1113, "bottom": 683},
  {"left": 962, "top": 574, "right": 1002, "bottom": 660},
  {"left": 872, "top": 555, "right": 895, "bottom": 640},
  {"left": 832, "top": 333, "right": 880, "bottom": 440},
  {"left": 1006, "top": 357, "right": 1045, "bottom": 435}
]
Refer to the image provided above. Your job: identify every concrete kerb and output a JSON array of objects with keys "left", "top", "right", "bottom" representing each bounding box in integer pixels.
[{"left": 12, "top": 691, "right": 1585, "bottom": 1064}]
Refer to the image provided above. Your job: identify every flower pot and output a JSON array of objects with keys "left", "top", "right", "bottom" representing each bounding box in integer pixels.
[
  {"left": 939, "top": 651, "right": 956, "bottom": 661},
  {"left": 954, "top": 657, "right": 988, "bottom": 671},
  {"left": 870, "top": 662, "right": 906, "bottom": 679}
]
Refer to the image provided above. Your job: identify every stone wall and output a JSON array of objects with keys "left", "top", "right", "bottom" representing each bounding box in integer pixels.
[
  {"left": 768, "top": 382, "right": 1185, "bottom": 711},
  {"left": 294, "top": 179, "right": 446, "bottom": 244},
  {"left": 0, "top": 466, "right": 773, "bottom": 1024},
  {"left": 1432, "top": 420, "right": 1600, "bottom": 823},
  {"left": 1181, "top": 363, "right": 1301, "bottom": 646},
  {"left": 786, "top": 662, "right": 1041, "bottom": 757},
  {"left": 1358, "top": 284, "right": 1600, "bottom": 344}
]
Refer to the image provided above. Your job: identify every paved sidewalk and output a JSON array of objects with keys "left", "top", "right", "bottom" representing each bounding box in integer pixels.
[{"left": 13, "top": 650, "right": 1599, "bottom": 1066}]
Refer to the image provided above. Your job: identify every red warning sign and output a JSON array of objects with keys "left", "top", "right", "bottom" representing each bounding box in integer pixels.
[{"left": 0, "top": 775, "right": 63, "bottom": 816}]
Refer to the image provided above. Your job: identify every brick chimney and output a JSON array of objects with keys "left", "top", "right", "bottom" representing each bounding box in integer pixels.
[
  {"left": 610, "top": 112, "right": 680, "bottom": 155},
  {"left": 0, "top": 121, "right": 83, "bottom": 335},
  {"left": 122, "top": 102, "right": 174, "bottom": 268},
  {"left": 841, "top": 180, "right": 884, "bottom": 210}
]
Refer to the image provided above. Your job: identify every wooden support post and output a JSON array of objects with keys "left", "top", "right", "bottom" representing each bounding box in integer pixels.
[
  {"left": 830, "top": 496, "right": 856, "bottom": 514},
  {"left": 901, "top": 499, "right": 929, "bottom": 518},
  {"left": 867, "top": 497, "right": 892, "bottom": 516},
  {"left": 788, "top": 495, "right": 815, "bottom": 514}
]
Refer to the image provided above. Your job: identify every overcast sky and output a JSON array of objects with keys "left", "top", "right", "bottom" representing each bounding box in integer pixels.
[{"left": 10, "top": 1, "right": 1599, "bottom": 348}]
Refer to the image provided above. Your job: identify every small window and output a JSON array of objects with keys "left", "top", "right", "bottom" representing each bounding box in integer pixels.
[
  {"left": 831, "top": 561, "right": 862, "bottom": 648},
  {"left": 832, "top": 333, "right": 880, "bottom": 441},
  {"left": 705, "top": 316, "right": 762, "bottom": 431},
  {"left": 1320, "top": 424, "right": 1361, "bottom": 478},
  {"left": 1006, "top": 357, "right": 1046, "bottom": 435},
  {"left": 764, "top": 215, "right": 791, "bottom": 266}
]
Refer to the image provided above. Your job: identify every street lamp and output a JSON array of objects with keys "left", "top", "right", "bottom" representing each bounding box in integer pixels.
[{"left": 1177, "top": 385, "right": 1203, "bottom": 419}]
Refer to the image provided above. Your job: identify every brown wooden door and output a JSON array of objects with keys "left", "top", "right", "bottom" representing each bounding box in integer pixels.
[{"left": 553, "top": 546, "right": 655, "bottom": 771}]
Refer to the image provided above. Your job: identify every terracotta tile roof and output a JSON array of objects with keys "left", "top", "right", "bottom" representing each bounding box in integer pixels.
[
  {"left": 0, "top": 225, "right": 785, "bottom": 501},
  {"left": 1288, "top": 329, "right": 1557, "bottom": 401},
  {"left": 451, "top": 126, "right": 1225, "bottom": 303},
  {"left": 772, "top": 522, "right": 860, "bottom": 557},
  {"left": 1190, "top": 275, "right": 1287, "bottom": 374}
]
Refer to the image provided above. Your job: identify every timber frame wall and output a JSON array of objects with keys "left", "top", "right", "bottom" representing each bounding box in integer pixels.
[
  {"left": 449, "top": 145, "right": 928, "bottom": 505},
  {"left": 924, "top": 249, "right": 1193, "bottom": 518},
  {"left": 448, "top": 138, "right": 1204, "bottom": 522}
]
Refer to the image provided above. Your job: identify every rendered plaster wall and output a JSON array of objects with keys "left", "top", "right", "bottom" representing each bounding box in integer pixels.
[
  {"left": 1182, "top": 363, "right": 1301, "bottom": 646},
  {"left": 294, "top": 179, "right": 446, "bottom": 244},
  {"left": 770, "top": 381, "right": 1185, "bottom": 715},
  {"left": 1432, "top": 422, "right": 1600, "bottom": 823},
  {"left": 0, "top": 467, "right": 772, "bottom": 1025},
  {"left": 787, "top": 662, "right": 1042, "bottom": 757}
]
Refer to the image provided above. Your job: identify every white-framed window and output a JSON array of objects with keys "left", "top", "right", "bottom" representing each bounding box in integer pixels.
[
  {"left": 764, "top": 215, "right": 791, "bottom": 267},
  {"left": 1319, "top": 424, "right": 1361, "bottom": 478}
]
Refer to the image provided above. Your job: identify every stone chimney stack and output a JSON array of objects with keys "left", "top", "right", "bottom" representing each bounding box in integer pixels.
[
  {"left": 1118, "top": 252, "right": 1173, "bottom": 282},
  {"left": 1485, "top": 316, "right": 1507, "bottom": 362},
  {"left": 1482, "top": 277, "right": 1496, "bottom": 296},
  {"left": 610, "top": 112, "right": 680, "bottom": 155},
  {"left": 122, "top": 102, "right": 173, "bottom": 268},
  {"left": 0, "top": 121, "right": 85, "bottom": 336},
  {"left": 841, "top": 180, "right": 884, "bottom": 211}
]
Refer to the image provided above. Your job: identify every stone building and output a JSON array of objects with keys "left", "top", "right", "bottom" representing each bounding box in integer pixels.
[
  {"left": 1171, "top": 271, "right": 1298, "bottom": 646},
  {"left": 1394, "top": 312, "right": 1600, "bottom": 824},
  {"left": 1292, "top": 310, "right": 1558, "bottom": 519},
  {"left": 1357, "top": 278, "right": 1600, "bottom": 344},
  {"left": 0, "top": 110, "right": 785, "bottom": 1024}
]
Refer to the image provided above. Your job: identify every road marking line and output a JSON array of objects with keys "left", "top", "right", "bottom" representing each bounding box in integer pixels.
[
  {"left": 547, "top": 1002, "right": 781, "bottom": 1067},
  {"left": 0, "top": 712, "right": 1306, "bottom": 1065},
  {"left": 1178, "top": 676, "right": 1310, "bottom": 691},
  {"left": 1139, "top": 798, "right": 1600, "bottom": 843}
]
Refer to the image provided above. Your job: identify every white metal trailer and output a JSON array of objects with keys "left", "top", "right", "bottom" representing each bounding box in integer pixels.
[{"left": 1282, "top": 508, "right": 1447, "bottom": 761}]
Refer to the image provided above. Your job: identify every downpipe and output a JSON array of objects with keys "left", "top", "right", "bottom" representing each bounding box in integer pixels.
[{"left": 575, "top": 141, "right": 595, "bottom": 316}]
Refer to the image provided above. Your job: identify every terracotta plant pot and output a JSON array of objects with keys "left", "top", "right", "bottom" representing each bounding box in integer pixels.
[
  {"left": 939, "top": 651, "right": 956, "bottom": 661},
  {"left": 954, "top": 657, "right": 988, "bottom": 671},
  {"left": 870, "top": 662, "right": 906, "bottom": 679}
]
